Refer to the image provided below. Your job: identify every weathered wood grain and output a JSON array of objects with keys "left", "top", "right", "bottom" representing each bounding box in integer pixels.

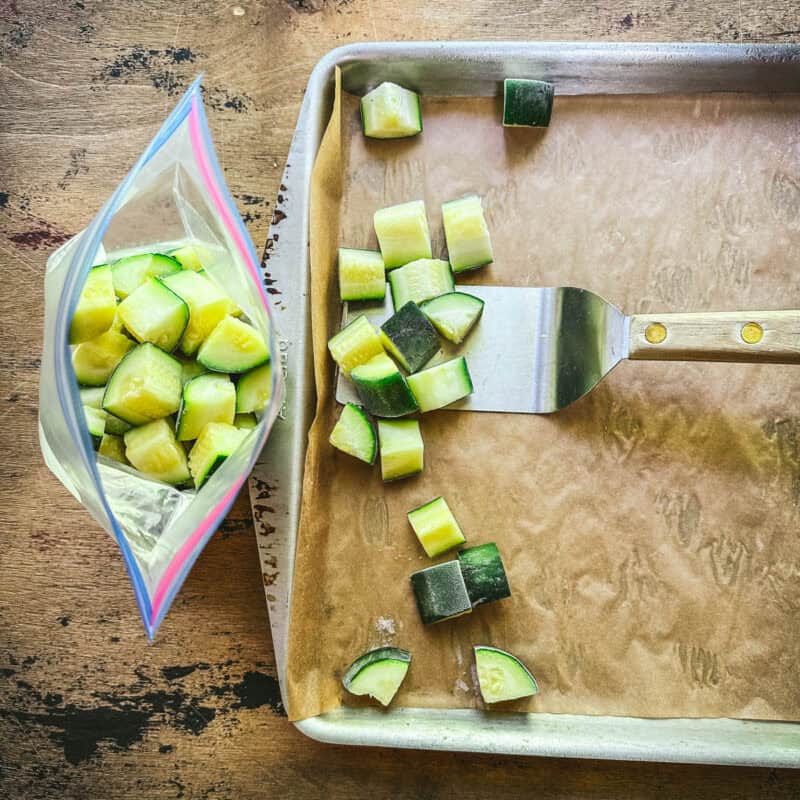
[{"left": 1, "top": 1, "right": 799, "bottom": 797}]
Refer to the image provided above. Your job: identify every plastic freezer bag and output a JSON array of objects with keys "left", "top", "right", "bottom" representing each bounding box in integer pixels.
[{"left": 38, "top": 77, "right": 282, "bottom": 638}]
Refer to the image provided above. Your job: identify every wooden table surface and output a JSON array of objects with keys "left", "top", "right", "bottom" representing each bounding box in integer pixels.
[{"left": 2, "top": 1, "right": 800, "bottom": 797}]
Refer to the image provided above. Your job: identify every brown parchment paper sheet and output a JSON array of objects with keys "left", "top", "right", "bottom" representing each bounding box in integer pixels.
[{"left": 287, "top": 73, "right": 800, "bottom": 722}]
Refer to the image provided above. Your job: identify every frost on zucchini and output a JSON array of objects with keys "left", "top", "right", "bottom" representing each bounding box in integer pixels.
[
  {"left": 342, "top": 647, "right": 411, "bottom": 706},
  {"left": 502, "top": 78, "right": 554, "bottom": 128},
  {"left": 410, "top": 560, "right": 472, "bottom": 625},
  {"left": 379, "top": 301, "right": 440, "bottom": 373},
  {"left": 360, "top": 82, "right": 422, "bottom": 140}
]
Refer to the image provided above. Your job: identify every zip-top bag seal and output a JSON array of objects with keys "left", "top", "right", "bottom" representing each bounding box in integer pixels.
[{"left": 39, "top": 76, "right": 283, "bottom": 638}]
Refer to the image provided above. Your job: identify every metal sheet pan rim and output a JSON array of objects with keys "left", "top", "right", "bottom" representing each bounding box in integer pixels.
[{"left": 251, "top": 40, "right": 800, "bottom": 766}]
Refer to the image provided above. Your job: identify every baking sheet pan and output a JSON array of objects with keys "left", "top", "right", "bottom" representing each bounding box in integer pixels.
[{"left": 249, "top": 42, "right": 800, "bottom": 766}]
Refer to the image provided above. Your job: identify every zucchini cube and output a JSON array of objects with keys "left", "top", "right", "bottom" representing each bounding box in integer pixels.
[
  {"left": 410, "top": 561, "right": 472, "bottom": 625},
  {"left": 407, "top": 496, "right": 465, "bottom": 558},
  {"left": 442, "top": 195, "right": 493, "bottom": 273},
  {"left": 373, "top": 200, "right": 432, "bottom": 270},
  {"left": 502, "top": 78, "right": 554, "bottom": 128},
  {"left": 377, "top": 419, "right": 423, "bottom": 481},
  {"left": 360, "top": 82, "right": 422, "bottom": 140},
  {"left": 379, "top": 301, "right": 440, "bottom": 373},
  {"left": 338, "top": 248, "right": 386, "bottom": 302},
  {"left": 69, "top": 265, "right": 117, "bottom": 344},
  {"left": 328, "top": 315, "right": 384, "bottom": 377},
  {"left": 458, "top": 543, "right": 511, "bottom": 607},
  {"left": 388, "top": 258, "right": 454, "bottom": 310}
]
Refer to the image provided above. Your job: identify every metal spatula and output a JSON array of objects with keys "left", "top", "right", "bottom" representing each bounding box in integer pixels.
[{"left": 336, "top": 285, "right": 800, "bottom": 414}]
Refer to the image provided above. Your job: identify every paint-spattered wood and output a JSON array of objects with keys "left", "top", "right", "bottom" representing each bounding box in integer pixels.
[{"left": 1, "top": 1, "right": 799, "bottom": 797}]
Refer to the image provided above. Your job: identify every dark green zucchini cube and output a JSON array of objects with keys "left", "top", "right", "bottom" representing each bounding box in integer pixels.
[
  {"left": 380, "top": 301, "right": 440, "bottom": 373},
  {"left": 457, "top": 542, "right": 511, "bottom": 607},
  {"left": 502, "top": 78, "right": 554, "bottom": 128},
  {"left": 410, "top": 560, "right": 472, "bottom": 625}
]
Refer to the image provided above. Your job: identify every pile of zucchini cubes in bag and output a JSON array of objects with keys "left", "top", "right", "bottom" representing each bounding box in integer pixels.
[
  {"left": 336, "top": 79, "right": 553, "bottom": 709},
  {"left": 70, "top": 245, "right": 271, "bottom": 489}
]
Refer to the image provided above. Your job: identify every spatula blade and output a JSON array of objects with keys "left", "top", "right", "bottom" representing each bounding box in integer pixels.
[{"left": 335, "top": 285, "right": 628, "bottom": 413}]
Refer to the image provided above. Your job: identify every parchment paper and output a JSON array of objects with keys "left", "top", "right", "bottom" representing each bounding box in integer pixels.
[{"left": 287, "top": 72, "right": 800, "bottom": 722}]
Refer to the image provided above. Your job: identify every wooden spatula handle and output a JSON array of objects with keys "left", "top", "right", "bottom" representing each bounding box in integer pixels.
[{"left": 628, "top": 311, "right": 800, "bottom": 363}]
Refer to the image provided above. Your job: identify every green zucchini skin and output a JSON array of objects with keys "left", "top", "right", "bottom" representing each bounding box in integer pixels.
[
  {"left": 342, "top": 647, "right": 412, "bottom": 706},
  {"left": 342, "top": 647, "right": 412, "bottom": 687},
  {"left": 410, "top": 560, "right": 472, "bottom": 625},
  {"left": 503, "top": 78, "right": 554, "bottom": 127},
  {"left": 458, "top": 543, "right": 511, "bottom": 607},
  {"left": 380, "top": 301, "right": 440, "bottom": 373},
  {"left": 351, "top": 354, "right": 419, "bottom": 418}
]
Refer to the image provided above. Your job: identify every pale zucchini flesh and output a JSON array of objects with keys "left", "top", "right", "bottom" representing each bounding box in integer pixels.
[
  {"left": 124, "top": 418, "right": 191, "bottom": 485},
  {"left": 162, "top": 269, "right": 230, "bottom": 355},
  {"left": 360, "top": 82, "right": 422, "bottom": 139},
  {"left": 110, "top": 253, "right": 182, "bottom": 299},
  {"left": 117, "top": 277, "right": 189, "bottom": 352},
  {"left": 98, "top": 433, "right": 128, "bottom": 464},
  {"left": 407, "top": 496, "right": 465, "bottom": 558},
  {"left": 474, "top": 646, "right": 538, "bottom": 703},
  {"left": 329, "top": 403, "right": 377, "bottom": 464},
  {"left": 388, "top": 258, "right": 454, "bottom": 310},
  {"left": 188, "top": 421, "right": 249, "bottom": 488},
  {"left": 420, "top": 292, "right": 484, "bottom": 345},
  {"left": 102, "top": 343, "right": 183, "bottom": 425},
  {"left": 442, "top": 195, "right": 493, "bottom": 273},
  {"left": 377, "top": 418, "right": 423, "bottom": 481},
  {"left": 406, "top": 356, "right": 473, "bottom": 412},
  {"left": 338, "top": 248, "right": 386, "bottom": 302},
  {"left": 328, "top": 315, "right": 384, "bottom": 377},
  {"left": 342, "top": 647, "right": 412, "bottom": 706},
  {"left": 176, "top": 373, "right": 236, "bottom": 441},
  {"left": 197, "top": 316, "right": 270, "bottom": 374},
  {"left": 373, "top": 200, "right": 432, "bottom": 270},
  {"left": 235, "top": 363, "right": 272, "bottom": 414},
  {"left": 70, "top": 265, "right": 117, "bottom": 345},
  {"left": 72, "top": 325, "right": 135, "bottom": 386},
  {"left": 234, "top": 413, "right": 258, "bottom": 430}
]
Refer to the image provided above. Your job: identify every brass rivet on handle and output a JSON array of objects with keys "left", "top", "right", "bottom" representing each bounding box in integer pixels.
[
  {"left": 645, "top": 322, "right": 667, "bottom": 344},
  {"left": 741, "top": 322, "right": 763, "bottom": 344}
]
